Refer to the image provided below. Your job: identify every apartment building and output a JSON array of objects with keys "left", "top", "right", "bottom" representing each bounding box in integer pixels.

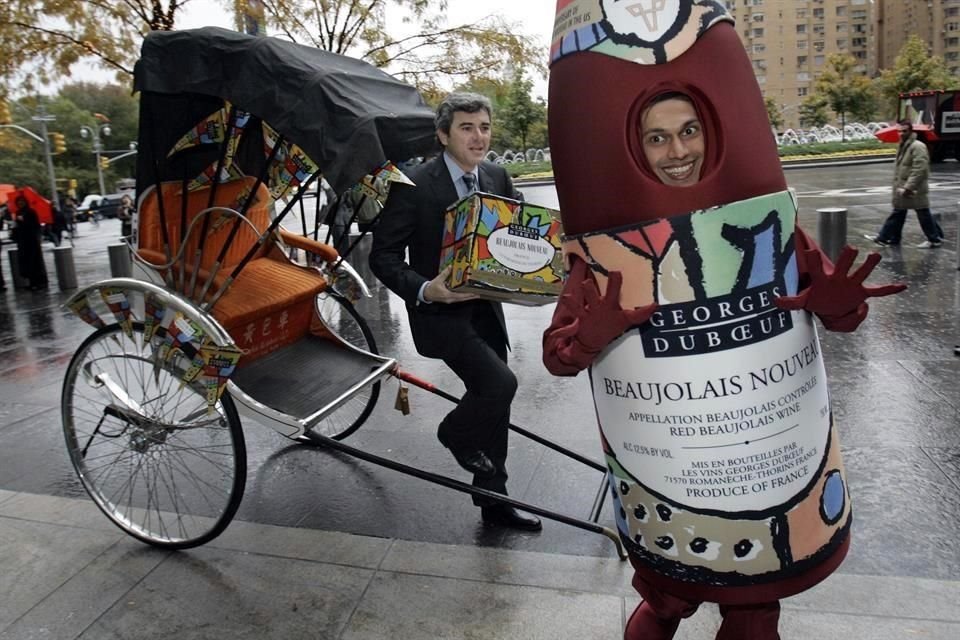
[
  {"left": 877, "top": 0, "right": 960, "bottom": 75},
  {"left": 726, "top": 0, "right": 877, "bottom": 128}
]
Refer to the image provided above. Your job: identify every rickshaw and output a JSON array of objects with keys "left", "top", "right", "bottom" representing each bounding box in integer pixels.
[{"left": 60, "top": 27, "right": 624, "bottom": 558}]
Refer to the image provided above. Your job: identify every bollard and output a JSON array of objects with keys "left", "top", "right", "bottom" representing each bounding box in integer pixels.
[
  {"left": 53, "top": 246, "right": 78, "bottom": 290},
  {"left": 815, "top": 207, "right": 847, "bottom": 263},
  {"left": 107, "top": 243, "right": 132, "bottom": 278},
  {"left": 7, "top": 248, "right": 30, "bottom": 289}
]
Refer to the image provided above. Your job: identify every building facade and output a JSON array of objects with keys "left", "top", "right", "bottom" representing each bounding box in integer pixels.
[
  {"left": 725, "top": 0, "right": 960, "bottom": 129},
  {"left": 726, "top": 0, "right": 877, "bottom": 129},
  {"left": 876, "top": 0, "right": 960, "bottom": 76}
]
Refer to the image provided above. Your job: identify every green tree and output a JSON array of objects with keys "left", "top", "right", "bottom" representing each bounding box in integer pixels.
[
  {"left": 814, "top": 54, "right": 875, "bottom": 141},
  {"left": 0, "top": 87, "right": 137, "bottom": 199},
  {"left": 875, "top": 35, "right": 956, "bottom": 117},
  {"left": 498, "top": 71, "right": 546, "bottom": 152},
  {"left": 0, "top": 0, "right": 188, "bottom": 91},
  {"left": 259, "top": 0, "right": 545, "bottom": 94},
  {"left": 60, "top": 83, "right": 140, "bottom": 195},
  {"left": 1, "top": 1, "right": 544, "bottom": 103},
  {"left": 798, "top": 95, "right": 830, "bottom": 129},
  {"left": 764, "top": 97, "right": 783, "bottom": 130},
  {"left": 0, "top": 98, "right": 47, "bottom": 191}
]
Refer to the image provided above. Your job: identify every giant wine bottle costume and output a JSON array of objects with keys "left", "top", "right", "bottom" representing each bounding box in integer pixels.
[{"left": 543, "top": 1, "right": 905, "bottom": 636}]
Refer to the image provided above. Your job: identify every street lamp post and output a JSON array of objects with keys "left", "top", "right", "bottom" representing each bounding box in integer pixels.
[
  {"left": 31, "top": 106, "right": 60, "bottom": 211},
  {"left": 80, "top": 123, "right": 111, "bottom": 196}
]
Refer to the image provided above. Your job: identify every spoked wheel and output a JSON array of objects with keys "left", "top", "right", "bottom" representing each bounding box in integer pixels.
[
  {"left": 312, "top": 291, "right": 381, "bottom": 440},
  {"left": 62, "top": 322, "right": 246, "bottom": 549}
]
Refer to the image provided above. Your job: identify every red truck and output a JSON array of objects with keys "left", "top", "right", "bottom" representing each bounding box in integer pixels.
[{"left": 876, "top": 89, "right": 960, "bottom": 162}]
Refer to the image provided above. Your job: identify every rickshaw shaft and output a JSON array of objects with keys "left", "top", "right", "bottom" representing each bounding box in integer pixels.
[{"left": 297, "top": 430, "right": 627, "bottom": 560}]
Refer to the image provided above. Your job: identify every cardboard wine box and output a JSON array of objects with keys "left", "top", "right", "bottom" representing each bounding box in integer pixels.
[{"left": 439, "top": 192, "right": 564, "bottom": 306}]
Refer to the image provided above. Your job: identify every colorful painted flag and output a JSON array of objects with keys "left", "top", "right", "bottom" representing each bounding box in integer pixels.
[
  {"left": 198, "top": 344, "right": 243, "bottom": 409},
  {"left": 180, "top": 341, "right": 210, "bottom": 386},
  {"left": 159, "top": 313, "right": 205, "bottom": 365},
  {"left": 67, "top": 295, "right": 106, "bottom": 329},
  {"left": 100, "top": 288, "right": 134, "bottom": 338},
  {"left": 375, "top": 160, "right": 416, "bottom": 186},
  {"left": 168, "top": 103, "right": 253, "bottom": 191},
  {"left": 262, "top": 122, "right": 319, "bottom": 200},
  {"left": 142, "top": 294, "right": 167, "bottom": 346},
  {"left": 167, "top": 108, "right": 226, "bottom": 157},
  {"left": 186, "top": 162, "right": 246, "bottom": 193}
]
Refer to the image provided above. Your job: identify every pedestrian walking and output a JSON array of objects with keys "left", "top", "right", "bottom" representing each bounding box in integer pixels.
[
  {"left": 62, "top": 196, "right": 78, "bottom": 241},
  {"left": 866, "top": 119, "right": 944, "bottom": 248},
  {"left": 12, "top": 195, "right": 48, "bottom": 290},
  {"left": 118, "top": 194, "right": 134, "bottom": 239},
  {"left": 50, "top": 203, "right": 67, "bottom": 247}
]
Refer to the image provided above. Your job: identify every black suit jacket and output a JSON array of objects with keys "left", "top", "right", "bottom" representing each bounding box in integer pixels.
[{"left": 369, "top": 154, "right": 520, "bottom": 358}]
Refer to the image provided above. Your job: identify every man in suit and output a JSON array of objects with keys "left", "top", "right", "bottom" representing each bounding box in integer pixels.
[{"left": 369, "top": 92, "right": 541, "bottom": 531}]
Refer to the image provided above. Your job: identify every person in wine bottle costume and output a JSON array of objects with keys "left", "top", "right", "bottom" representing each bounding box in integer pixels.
[{"left": 544, "top": 2, "right": 905, "bottom": 638}]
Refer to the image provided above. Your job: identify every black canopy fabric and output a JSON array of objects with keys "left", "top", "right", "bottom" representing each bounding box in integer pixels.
[{"left": 133, "top": 27, "right": 438, "bottom": 195}]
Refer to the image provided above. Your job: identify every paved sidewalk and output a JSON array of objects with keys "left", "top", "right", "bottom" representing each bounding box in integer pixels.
[
  {"left": 2, "top": 174, "right": 960, "bottom": 639},
  {"left": 2, "top": 490, "right": 959, "bottom": 639}
]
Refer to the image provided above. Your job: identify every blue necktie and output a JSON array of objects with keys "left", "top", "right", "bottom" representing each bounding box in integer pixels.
[{"left": 462, "top": 173, "right": 476, "bottom": 194}]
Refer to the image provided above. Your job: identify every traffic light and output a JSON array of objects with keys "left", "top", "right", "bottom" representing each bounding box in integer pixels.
[
  {"left": 0, "top": 99, "right": 10, "bottom": 125},
  {"left": 50, "top": 132, "right": 67, "bottom": 154},
  {"left": 100, "top": 156, "right": 110, "bottom": 170}
]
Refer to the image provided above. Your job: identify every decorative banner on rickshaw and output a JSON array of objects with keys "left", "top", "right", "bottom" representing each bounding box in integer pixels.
[
  {"left": 67, "top": 295, "right": 106, "bottom": 329},
  {"left": 179, "top": 340, "right": 211, "bottom": 386},
  {"left": 100, "top": 288, "right": 134, "bottom": 338},
  {"left": 564, "top": 191, "right": 850, "bottom": 586},
  {"left": 168, "top": 108, "right": 225, "bottom": 156},
  {"left": 198, "top": 343, "right": 243, "bottom": 409},
  {"left": 351, "top": 161, "right": 414, "bottom": 200},
  {"left": 142, "top": 294, "right": 167, "bottom": 346},
  {"left": 187, "top": 161, "right": 246, "bottom": 193},
  {"left": 262, "top": 122, "right": 319, "bottom": 200},
  {"left": 372, "top": 160, "right": 415, "bottom": 187},
  {"left": 168, "top": 104, "right": 251, "bottom": 157},
  {"left": 159, "top": 312, "right": 205, "bottom": 365},
  {"left": 168, "top": 103, "right": 253, "bottom": 192}
]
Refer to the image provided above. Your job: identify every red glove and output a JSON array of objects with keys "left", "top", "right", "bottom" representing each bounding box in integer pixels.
[
  {"left": 543, "top": 258, "right": 658, "bottom": 375},
  {"left": 775, "top": 245, "right": 906, "bottom": 332}
]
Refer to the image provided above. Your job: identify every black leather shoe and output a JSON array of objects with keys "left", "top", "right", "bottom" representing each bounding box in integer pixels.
[
  {"left": 480, "top": 505, "right": 542, "bottom": 531},
  {"left": 449, "top": 448, "right": 496, "bottom": 478}
]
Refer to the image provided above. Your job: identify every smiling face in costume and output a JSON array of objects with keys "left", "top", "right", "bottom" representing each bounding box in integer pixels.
[
  {"left": 438, "top": 110, "right": 492, "bottom": 173},
  {"left": 641, "top": 97, "right": 704, "bottom": 187}
]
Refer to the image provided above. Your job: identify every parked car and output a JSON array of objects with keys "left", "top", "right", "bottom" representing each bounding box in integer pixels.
[
  {"left": 75, "top": 194, "right": 102, "bottom": 222},
  {"left": 94, "top": 192, "right": 131, "bottom": 219}
]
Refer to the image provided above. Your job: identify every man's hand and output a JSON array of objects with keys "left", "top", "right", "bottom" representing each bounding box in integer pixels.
[
  {"left": 423, "top": 266, "right": 480, "bottom": 304},
  {"left": 775, "top": 246, "right": 906, "bottom": 332}
]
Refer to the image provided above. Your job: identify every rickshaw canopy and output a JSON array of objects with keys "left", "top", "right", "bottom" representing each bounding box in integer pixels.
[{"left": 133, "top": 27, "right": 438, "bottom": 196}]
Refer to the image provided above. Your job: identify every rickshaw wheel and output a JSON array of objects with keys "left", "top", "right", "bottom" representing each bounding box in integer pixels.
[
  {"left": 62, "top": 322, "right": 246, "bottom": 549},
  {"left": 313, "top": 291, "right": 380, "bottom": 440}
]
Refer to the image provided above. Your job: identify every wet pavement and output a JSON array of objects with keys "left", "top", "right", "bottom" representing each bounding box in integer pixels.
[{"left": 1, "top": 160, "right": 959, "bottom": 638}]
